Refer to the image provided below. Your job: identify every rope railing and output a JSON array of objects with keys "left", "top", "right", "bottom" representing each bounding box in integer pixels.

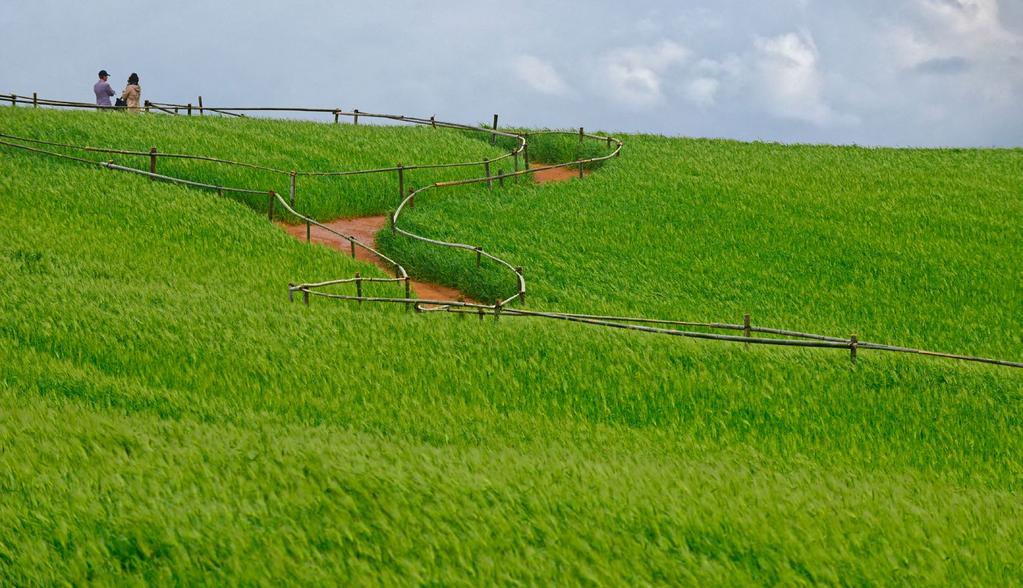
[
  {"left": 1, "top": 92, "right": 1019, "bottom": 370},
  {"left": 0, "top": 134, "right": 520, "bottom": 177},
  {"left": 271, "top": 190, "right": 409, "bottom": 281},
  {"left": 0, "top": 132, "right": 413, "bottom": 286},
  {"left": 3, "top": 93, "right": 159, "bottom": 113},
  {"left": 147, "top": 99, "right": 529, "bottom": 174},
  {"left": 381, "top": 127, "right": 623, "bottom": 311}
]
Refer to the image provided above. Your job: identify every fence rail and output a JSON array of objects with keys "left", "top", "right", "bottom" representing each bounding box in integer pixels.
[{"left": 1, "top": 91, "right": 1019, "bottom": 370}]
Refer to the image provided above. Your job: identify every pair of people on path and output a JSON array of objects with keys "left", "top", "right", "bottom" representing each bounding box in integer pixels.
[{"left": 94, "top": 70, "right": 141, "bottom": 113}]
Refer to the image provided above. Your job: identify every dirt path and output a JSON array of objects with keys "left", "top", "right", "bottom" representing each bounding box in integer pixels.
[
  {"left": 277, "top": 217, "right": 471, "bottom": 303},
  {"left": 278, "top": 163, "right": 578, "bottom": 303},
  {"left": 531, "top": 162, "right": 589, "bottom": 183}
]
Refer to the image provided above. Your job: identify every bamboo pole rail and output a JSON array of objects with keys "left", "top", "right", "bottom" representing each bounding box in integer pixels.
[{"left": 1, "top": 92, "right": 1018, "bottom": 370}]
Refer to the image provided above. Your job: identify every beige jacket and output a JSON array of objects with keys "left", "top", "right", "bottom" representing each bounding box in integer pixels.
[{"left": 121, "top": 84, "right": 141, "bottom": 112}]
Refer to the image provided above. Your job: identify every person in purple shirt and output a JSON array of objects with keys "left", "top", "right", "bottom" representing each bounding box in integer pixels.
[{"left": 93, "top": 70, "right": 114, "bottom": 107}]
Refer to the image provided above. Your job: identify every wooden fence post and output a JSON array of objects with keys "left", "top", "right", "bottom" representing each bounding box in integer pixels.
[
  {"left": 408, "top": 186, "right": 415, "bottom": 208},
  {"left": 303, "top": 289, "right": 309, "bottom": 305},
  {"left": 333, "top": 109, "right": 339, "bottom": 124},
  {"left": 267, "top": 191, "right": 275, "bottom": 221},
  {"left": 516, "top": 267, "right": 525, "bottom": 304},
  {"left": 349, "top": 238, "right": 356, "bottom": 258},
  {"left": 144, "top": 100, "right": 151, "bottom": 114},
  {"left": 513, "top": 151, "right": 519, "bottom": 183},
  {"left": 353, "top": 109, "right": 359, "bottom": 125},
  {"left": 355, "top": 272, "right": 363, "bottom": 304},
  {"left": 578, "top": 160, "right": 584, "bottom": 179},
  {"left": 198, "top": 96, "right": 204, "bottom": 115},
  {"left": 397, "top": 164, "right": 404, "bottom": 204},
  {"left": 483, "top": 158, "right": 491, "bottom": 189},
  {"left": 289, "top": 171, "right": 297, "bottom": 207},
  {"left": 32, "top": 92, "right": 38, "bottom": 108},
  {"left": 494, "top": 299, "right": 502, "bottom": 322},
  {"left": 430, "top": 115, "right": 436, "bottom": 128},
  {"left": 187, "top": 103, "right": 192, "bottom": 116},
  {"left": 149, "top": 147, "right": 157, "bottom": 180},
  {"left": 9, "top": 93, "right": 15, "bottom": 107},
  {"left": 404, "top": 276, "right": 411, "bottom": 312},
  {"left": 523, "top": 136, "right": 530, "bottom": 170},
  {"left": 850, "top": 334, "right": 858, "bottom": 365},
  {"left": 498, "top": 169, "right": 504, "bottom": 188},
  {"left": 475, "top": 247, "right": 482, "bottom": 267},
  {"left": 579, "top": 126, "right": 584, "bottom": 143},
  {"left": 491, "top": 113, "right": 499, "bottom": 145}
]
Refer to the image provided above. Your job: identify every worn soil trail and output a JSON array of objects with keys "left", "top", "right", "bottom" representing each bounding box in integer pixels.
[
  {"left": 532, "top": 163, "right": 589, "bottom": 183},
  {"left": 277, "top": 217, "right": 470, "bottom": 303},
  {"left": 277, "top": 163, "right": 576, "bottom": 302}
]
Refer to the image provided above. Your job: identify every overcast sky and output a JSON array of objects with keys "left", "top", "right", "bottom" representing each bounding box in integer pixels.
[{"left": 2, "top": 0, "right": 1021, "bottom": 146}]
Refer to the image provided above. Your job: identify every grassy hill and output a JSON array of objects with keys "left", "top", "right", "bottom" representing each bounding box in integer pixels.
[
  {"left": 0, "top": 108, "right": 511, "bottom": 220},
  {"left": 383, "top": 133, "right": 1023, "bottom": 359},
  {"left": 1, "top": 106, "right": 1021, "bottom": 584}
]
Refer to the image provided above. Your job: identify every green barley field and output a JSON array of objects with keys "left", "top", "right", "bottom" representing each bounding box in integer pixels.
[{"left": 1, "top": 106, "right": 1021, "bottom": 584}]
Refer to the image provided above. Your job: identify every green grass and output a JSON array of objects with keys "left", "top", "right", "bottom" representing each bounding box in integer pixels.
[
  {"left": 0, "top": 107, "right": 510, "bottom": 220},
  {"left": 382, "top": 134, "right": 1023, "bottom": 360},
  {"left": 1, "top": 106, "right": 1022, "bottom": 584}
]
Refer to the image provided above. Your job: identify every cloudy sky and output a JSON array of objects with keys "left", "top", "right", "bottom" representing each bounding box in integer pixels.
[{"left": 2, "top": 0, "right": 1021, "bottom": 146}]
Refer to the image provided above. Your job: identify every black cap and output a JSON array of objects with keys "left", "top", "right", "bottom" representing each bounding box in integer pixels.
[{"left": 98, "top": 70, "right": 109, "bottom": 78}]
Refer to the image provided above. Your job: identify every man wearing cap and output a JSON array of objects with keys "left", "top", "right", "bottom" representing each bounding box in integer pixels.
[{"left": 94, "top": 70, "right": 114, "bottom": 107}]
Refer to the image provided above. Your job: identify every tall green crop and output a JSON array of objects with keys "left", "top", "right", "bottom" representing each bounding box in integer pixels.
[{"left": 1, "top": 107, "right": 1021, "bottom": 585}]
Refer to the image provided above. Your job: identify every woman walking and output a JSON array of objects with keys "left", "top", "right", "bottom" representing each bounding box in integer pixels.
[{"left": 120, "top": 73, "right": 141, "bottom": 113}]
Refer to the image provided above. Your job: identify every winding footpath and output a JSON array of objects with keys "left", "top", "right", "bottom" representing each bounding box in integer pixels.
[
  {"left": 277, "top": 215, "right": 473, "bottom": 303},
  {"left": 276, "top": 162, "right": 582, "bottom": 303},
  {"left": 1, "top": 92, "right": 1020, "bottom": 370}
]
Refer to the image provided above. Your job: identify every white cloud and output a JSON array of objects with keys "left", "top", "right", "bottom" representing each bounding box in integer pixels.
[
  {"left": 753, "top": 32, "right": 856, "bottom": 126},
  {"left": 890, "top": 0, "right": 1020, "bottom": 67},
  {"left": 5, "top": 2, "right": 1017, "bottom": 146},
  {"left": 919, "top": 0, "right": 1009, "bottom": 38},
  {"left": 684, "top": 77, "right": 720, "bottom": 107},
  {"left": 695, "top": 57, "right": 742, "bottom": 78},
  {"left": 680, "top": 56, "right": 744, "bottom": 107},
  {"left": 601, "top": 40, "right": 689, "bottom": 108},
  {"left": 512, "top": 55, "right": 570, "bottom": 96},
  {"left": 882, "top": 0, "right": 1022, "bottom": 111},
  {"left": 884, "top": 27, "right": 940, "bottom": 69}
]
